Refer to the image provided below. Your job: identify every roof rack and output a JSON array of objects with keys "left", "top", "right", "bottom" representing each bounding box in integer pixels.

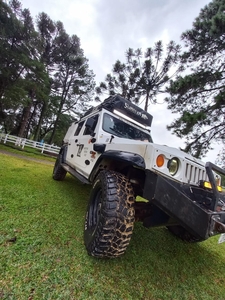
[{"left": 83, "top": 95, "right": 153, "bottom": 127}]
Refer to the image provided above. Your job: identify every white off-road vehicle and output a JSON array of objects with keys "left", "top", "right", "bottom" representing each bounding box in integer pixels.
[{"left": 53, "top": 95, "right": 225, "bottom": 258}]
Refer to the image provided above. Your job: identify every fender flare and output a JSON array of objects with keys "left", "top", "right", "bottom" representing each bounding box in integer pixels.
[
  {"left": 89, "top": 150, "right": 145, "bottom": 182},
  {"left": 59, "top": 144, "right": 68, "bottom": 163}
]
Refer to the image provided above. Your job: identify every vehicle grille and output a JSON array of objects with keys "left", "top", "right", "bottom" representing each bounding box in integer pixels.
[{"left": 185, "top": 163, "right": 208, "bottom": 185}]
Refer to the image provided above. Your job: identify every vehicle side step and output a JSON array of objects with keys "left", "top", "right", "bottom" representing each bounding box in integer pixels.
[{"left": 61, "top": 163, "right": 90, "bottom": 184}]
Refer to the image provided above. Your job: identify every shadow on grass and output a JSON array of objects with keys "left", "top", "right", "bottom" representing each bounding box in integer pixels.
[
  {"left": 83, "top": 224, "right": 225, "bottom": 299},
  {"left": 53, "top": 174, "right": 225, "bottom": 298}
]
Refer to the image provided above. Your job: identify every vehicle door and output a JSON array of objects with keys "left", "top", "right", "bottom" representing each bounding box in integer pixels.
[{"left": 67, "top": 114, "right": 99, "bottom": 177}]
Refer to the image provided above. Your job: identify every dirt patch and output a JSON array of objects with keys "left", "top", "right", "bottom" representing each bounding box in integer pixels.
[{"left": 0, "top": 149, "right": 55, "bottom": 165}]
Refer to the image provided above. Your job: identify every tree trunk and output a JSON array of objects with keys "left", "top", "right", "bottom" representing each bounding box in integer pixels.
[
  {"left": 26, "top": 101, "right": 38, "bottom": 139},
  {"left": 18, "top": 103, "right": 32, "bottom": 137},
  {"left": 48, "top": 93, "right": 66, "bottom": 144},
  {"left": 34, "top": 101, "right": 47, "bottom": 141},
  {"left": 144, "top": 91, "right": 150, "bottom": 111},
  {"left": 48, "top": 113, "right": 60, "bottom": 144}
]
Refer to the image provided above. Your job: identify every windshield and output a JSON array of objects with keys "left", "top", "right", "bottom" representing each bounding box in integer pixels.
[{"left": 102, "top": 113, "right": 152, "bottom": 142}]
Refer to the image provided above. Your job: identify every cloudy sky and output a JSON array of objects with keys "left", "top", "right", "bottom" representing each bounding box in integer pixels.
[{"left": 19, "top": 0, "right": 221, "bottom": 162}]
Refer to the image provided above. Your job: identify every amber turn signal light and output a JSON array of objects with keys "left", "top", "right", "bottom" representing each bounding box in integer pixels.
[{"left": 156, "top": 154, "right": 165, "bottom": 167}]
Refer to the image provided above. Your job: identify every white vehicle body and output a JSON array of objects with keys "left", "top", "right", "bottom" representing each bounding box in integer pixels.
[
  {"left": 63, "top": 106, "right": 208, "bottom": 186},
  {"left": 53, "top": 95, "right": 225, "bottom": 258}
]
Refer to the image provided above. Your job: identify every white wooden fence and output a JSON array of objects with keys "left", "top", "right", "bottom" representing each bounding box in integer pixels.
[{"left": 0, "top": 132, "right": 60, "bottom": 155}]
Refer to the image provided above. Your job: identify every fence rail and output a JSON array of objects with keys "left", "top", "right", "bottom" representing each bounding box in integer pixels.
[{"left": 0, "top": 133, "right": 60, "bottom": 155}]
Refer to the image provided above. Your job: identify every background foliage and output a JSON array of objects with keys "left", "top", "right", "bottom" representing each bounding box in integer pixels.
[
  {"left": 0, "top": 0, "right": 224, "bottom": 159},
  {"left": 165, "top": 0, "right": 225, "bottom": 158},
  {"left": 0, "top": 0, "right": 95, "bottom": 144},
  {"left": 95, "top": 41, "right": 183, "bottom": 110}
]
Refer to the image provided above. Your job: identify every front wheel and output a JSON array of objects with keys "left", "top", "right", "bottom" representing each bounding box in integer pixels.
[
  {"left": 84, "top": 170, "right": 135, "bottom": 258},
  {"left": 52, "top": 148, "right": 67, "bottom": 181}
]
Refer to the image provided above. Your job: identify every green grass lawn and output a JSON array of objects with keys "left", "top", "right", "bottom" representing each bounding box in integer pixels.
[{"left": 0, "top": 146, "right": 225, "bottom": 300}]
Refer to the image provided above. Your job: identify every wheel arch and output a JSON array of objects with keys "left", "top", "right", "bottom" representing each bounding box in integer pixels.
[{"left": 89, "top": 150, "right": 146, "bottom": 184}]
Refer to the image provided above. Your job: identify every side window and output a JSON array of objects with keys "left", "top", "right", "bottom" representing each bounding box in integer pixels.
[
  {"left": 103, "top": 113, "right": 114, "bottom": 134},
  {"left": 83, "top": 114, "right": 99, "bottom": 135},
  {"left": 74, "top": 121, "right": 85, "bottom": 136}
]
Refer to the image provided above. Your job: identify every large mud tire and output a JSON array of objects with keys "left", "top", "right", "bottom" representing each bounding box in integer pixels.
[
  {"left": 167, "top": 225, "right": 204, "bottom": 243},
  {"left": 53, "top": 150, "right": 67, "bottom": 181},
  {"left": 84, "top": 170, "right": 135, "bottom": 258}
]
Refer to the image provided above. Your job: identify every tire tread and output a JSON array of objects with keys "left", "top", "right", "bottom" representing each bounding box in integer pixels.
[{"left": 84, "top": 170, "right": 135, "bottom": 258}]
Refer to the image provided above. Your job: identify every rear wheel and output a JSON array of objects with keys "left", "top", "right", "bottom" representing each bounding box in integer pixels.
[
  {"left": 53, "top": 149, "right": 67, "bottom": 181},
  {"left": 167, "top": 225, "right": 204, "bottom": 242},
  {"left": 84, "top": 170, "right": 135, "bottom": 258}
]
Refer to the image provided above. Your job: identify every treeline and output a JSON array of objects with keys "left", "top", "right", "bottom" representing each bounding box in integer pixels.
[
  {"left": 0, "top": 0, "right": 224, "bottom": 161},
  {"left": 0, "top": 0, "right": 95, "bottom": 145}
]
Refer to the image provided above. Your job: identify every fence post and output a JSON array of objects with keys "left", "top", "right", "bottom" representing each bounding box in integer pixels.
[
  {"left": 22, "top": 139, "right": 26, "bottom": 149},
  {"left": 4, "top": 134, "right": 8, "bottom": 144},
  {"left": 41, "top": 143, "right": 45, "bottom": 154},
  {"left": 15, "top": 137, "right": 21, "bottom": 146}
]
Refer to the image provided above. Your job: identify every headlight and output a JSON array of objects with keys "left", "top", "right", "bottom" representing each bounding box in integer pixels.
[{"left": 167, "top": 157, "right": 179, "bottom": 176}]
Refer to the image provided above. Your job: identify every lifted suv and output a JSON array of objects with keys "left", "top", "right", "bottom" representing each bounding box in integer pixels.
[{"left": 53, "top": 95, "right": 225, "bottom": 258}]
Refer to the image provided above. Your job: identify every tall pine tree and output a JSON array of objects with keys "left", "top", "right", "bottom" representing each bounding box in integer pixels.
[
  {"left": 96, "top": 41, "right": 183, "bottom": 111},
  {"left": 166, "top": 0, "right": 225, "bottom": 158}
]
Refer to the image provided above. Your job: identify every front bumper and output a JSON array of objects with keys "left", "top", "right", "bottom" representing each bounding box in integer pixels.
[{"left": 143, "top": 162, "right": 225, "bottom": 240}]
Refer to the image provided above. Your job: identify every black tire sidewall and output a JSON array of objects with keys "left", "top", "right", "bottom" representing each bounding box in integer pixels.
[
  {"left": 84, "top": 177, "right": 103, "bottom": 249},
  {"left": 53, "top": 155, "right": 60, "bottom": 175},
  {"left": 52, "top": 147, "right": 67, "bottom": 180}
]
